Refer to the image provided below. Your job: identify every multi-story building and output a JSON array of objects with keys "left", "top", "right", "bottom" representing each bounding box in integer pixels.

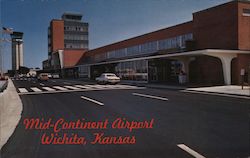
[
  {"left": 43, "top": 12, "right": 88, "bottom": 77},
  {"left": 77, "top": 0, "right": 250, "bottom": 85},
  {"left": 11, "top": 32, "right": 24, "bottom": 71}
]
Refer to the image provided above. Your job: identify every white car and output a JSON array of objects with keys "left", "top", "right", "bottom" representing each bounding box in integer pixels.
[
  {"left": 52, "top": 73, "right": 60, "bottom": 79},
  {"left": 96, "top": 73, "right": 120, "bottom": 84},
  {"left": 47, "top": 73, "right": 52, "bottom": 78}
]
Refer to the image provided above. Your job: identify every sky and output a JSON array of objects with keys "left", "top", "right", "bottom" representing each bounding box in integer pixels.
[{"left": 0, "top": 0, "right": 230, "bottom": 70}]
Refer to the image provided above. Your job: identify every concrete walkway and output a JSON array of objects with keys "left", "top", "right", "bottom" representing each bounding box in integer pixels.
[
  {"left": 0, "top": 79, "right": 23, "bottom": 149},
  {"left": 186, "top": 85, "right": 250, "bottom": 97}
]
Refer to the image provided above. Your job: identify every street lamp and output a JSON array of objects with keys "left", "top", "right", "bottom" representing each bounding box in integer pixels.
[{"left": 0, "top": 27, "right": 13, "bottom": 77}]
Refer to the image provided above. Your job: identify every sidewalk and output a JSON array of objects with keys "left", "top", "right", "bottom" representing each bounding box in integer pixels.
[
  {"left": 185, "top": 85, "right": 250, "bottom": 97},
  {"left": 121, "top": 81, "right": 186, "bottom": 90},
  {"left": 0, "top": 79, "right": 23, "bottom": 149}
]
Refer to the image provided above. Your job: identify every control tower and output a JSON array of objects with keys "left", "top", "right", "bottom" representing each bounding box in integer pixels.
[{"left": 11, "top": 32, "right": 24, "bottom": 70}]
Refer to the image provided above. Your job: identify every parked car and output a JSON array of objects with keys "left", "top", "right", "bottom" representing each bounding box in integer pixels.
[
  {"left": 37, "top": 73, "right": 49, "bottom": 81},
  {"left": 51, "top": 73, "right": 60, "bottom": 79},
  {"left": 47, "top": 73, "right": 52, "bottom": 78},
  {"left": 96, "top": 73, "right": 120, "bottom": 84}
]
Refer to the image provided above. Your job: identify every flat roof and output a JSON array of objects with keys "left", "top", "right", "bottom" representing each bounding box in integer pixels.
[{"left": 77, "top": 49, "right": 250, "bottom": 67}]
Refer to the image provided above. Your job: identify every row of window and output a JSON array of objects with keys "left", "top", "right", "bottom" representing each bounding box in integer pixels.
[
  {"left": 64, "top": 26, "right": 88, "bottom": 32},
  {"left": 92, "top": 33, "right": 193, "bottom": 62},
  {"left": 64, "top": 43, "right": 88, "bottom": 49},
  {"left": 158, "top": 33, "right": 192, "bottom": 50},
  {"left": 243, "top": 8, "right": 250, "bottom": 16},
  {"left": 64, "top": 34, "right": 88, "bottom": 41},
  {"left": 115, "top": 60, "right": 148, "bottom": 81}
]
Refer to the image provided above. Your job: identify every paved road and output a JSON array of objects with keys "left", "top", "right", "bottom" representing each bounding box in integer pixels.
[{"left": 1, "top": 78, "right": 249, "bottom": 158}]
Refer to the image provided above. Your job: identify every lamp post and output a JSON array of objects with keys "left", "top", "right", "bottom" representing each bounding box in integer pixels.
[{"left": 1, "top": 27, "right": 13, "bottom": 77}]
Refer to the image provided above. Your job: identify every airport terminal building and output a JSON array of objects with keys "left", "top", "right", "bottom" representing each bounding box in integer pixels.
[{"left": 77, "top": 0, "right": 250, "bottom": 85}]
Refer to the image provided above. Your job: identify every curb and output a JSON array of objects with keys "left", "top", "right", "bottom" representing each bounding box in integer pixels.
[
  {"left": 182, "top": 89, "right": 250, "bottom": 99},
  {"left": 0, "top": 80, "right": 8, "bottom": 92},
  {"left": 0, "top": 79, "right": 23, "bottom": 149}
]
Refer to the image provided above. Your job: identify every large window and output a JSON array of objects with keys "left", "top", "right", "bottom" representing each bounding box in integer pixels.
[
  {"left": 140, "top": 41, "right": 157, "bottom": 54},
  {"left": 79, "top": 65, "right": 90, "bottom": 78},
  {"left": 243, "top": 8, "right": 250, "bottom": 16},
  {"left": 159, "top": 33, "right": 193, "bottom": 50},
  {"left": 127, "top": 45, "right": 140, "bottom": 56},
  {"left": 115, "top": 60, "right": 148, "bottom": 81},
  {"left": 64, "top": 34, "right": 88, "bottom": 40},
  {"left": 92, "top": 33, "right": 193, "bottom": 62},
  {"left": 65, "top": 43, "right": 88, "bottom": 49},
  {"left": 107, "top": 48, "right": 126, "bottom": 59},
  {"left": 64, "top": 26, "right": 88, "bottom": 32}
]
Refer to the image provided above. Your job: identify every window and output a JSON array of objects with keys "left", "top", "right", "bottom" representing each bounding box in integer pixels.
[
  {"left": 79, "top": 65, "right": 90, "bottom": 78},
  {"left": 127, "top": 45, "right": 140, "bottom": 56},
  {"left": 243, "top": 9, "right": 250, "bottom": 16},
  {"left": 114, "top": 60, "right": 148, "bottom": 81},
  {"left": 141, "top": 41, "right": 157, "bottom": 54},
  {"left": 64, "top": 34, "right": 88, "bottom": 40},
  {"left": 106, "top": 49, "right": 126, "bottom": 59},
  {"left": 65, "top": 43, "right": 88, "bottom": 49},
  {"left": 158, "top": 33, "right": 193, "bottom": 50}
]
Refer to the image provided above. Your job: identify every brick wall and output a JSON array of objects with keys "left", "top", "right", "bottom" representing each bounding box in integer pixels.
[
  {"left": 63, "top": 49, "right": 87, "bottom": 68},
  {"left": 238, "top": 2, "right": 250, "bottom": 50},
  {"left": 51, "top": 20, "right": 64, "bottom": 52},
  {"left": 193, "top": 1, "right": 238, "bottom": 50}
]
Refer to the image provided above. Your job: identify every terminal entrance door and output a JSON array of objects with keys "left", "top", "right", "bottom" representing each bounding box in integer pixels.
[
  {"left": 148, "top": 59, "right": 180, "bottom": 83},
  {"left": 148, "top": 65, "right": 158, "bottom": 82}
]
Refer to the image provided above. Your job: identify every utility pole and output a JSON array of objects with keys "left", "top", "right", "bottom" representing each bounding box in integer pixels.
[
  {"left": 0, "top": 4, "right": 3, "bottom": 77},
  {"left": 0, "top": 26, "right": 13, "bottom": 77}
]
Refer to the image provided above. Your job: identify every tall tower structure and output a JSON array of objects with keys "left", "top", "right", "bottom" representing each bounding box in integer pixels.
[
  {"left": 11, "top": 32, "right": 24, "bottom": 70},
  {"left": 43, "top": 12, "right": 88, "bottom": 71}
]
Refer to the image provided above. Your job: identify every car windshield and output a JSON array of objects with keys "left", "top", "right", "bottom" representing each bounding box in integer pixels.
[{"left": 106, "top": 74, "right": 116, "bottom": 77}]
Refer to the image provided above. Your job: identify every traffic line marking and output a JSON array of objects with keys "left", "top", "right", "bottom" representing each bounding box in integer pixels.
[
  {"left": 132, "top": 93, "right": 168, "bottom": 101},
  {"left": 17, "top": 84, "right": 144, "bottom": 95},
  {"left": 53, "top": 86, "right": 68, "bottom": 91},
  {"left": 81, "top": 96, "right": 104, "bottom": 106},
  {"left": 18, "top": 88, "right": 28, "bottom": 93},
  {"left": 83, "top": 85, "right": 100, "bottom": 88},
  {"left": 177, "top": 144, "right": 206, "bottom": 158},
  {"left": 64, "top": 85, "right": 80, "bottom": 90},
  {"left": 42, "top": 87, "right": 56, "bottom": 91},
  {"left": 30, "top": 87, "right": 42, "bottom": 92},
  {"left": 74, "top": 85, "right": 89, "bottom": 89},
  {"left": 90, "top": 85, "right": 108, "bottom": 88},
  {"left": 39, "top": 83, "right": 45, "bottom": 86}
]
